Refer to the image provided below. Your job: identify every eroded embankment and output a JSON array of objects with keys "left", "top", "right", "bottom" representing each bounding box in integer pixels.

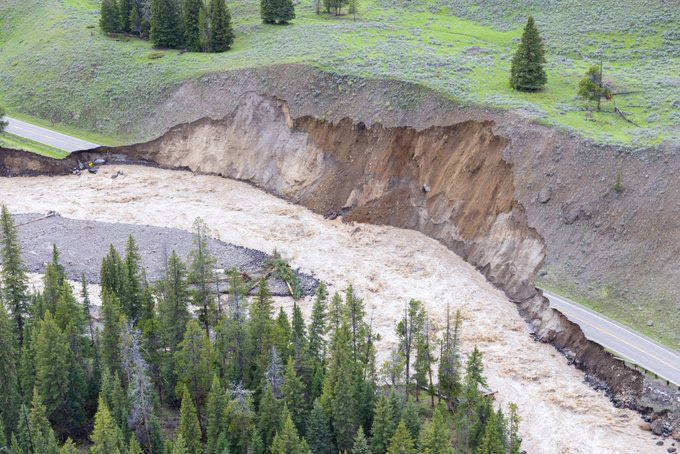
[{"left": 0, "top": 94, "right": 670, "bottom": 424}]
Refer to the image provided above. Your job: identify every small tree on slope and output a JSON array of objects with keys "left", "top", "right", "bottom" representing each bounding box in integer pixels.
[{"left": 510, "top": 16, "right": 547, "bottom": 92}]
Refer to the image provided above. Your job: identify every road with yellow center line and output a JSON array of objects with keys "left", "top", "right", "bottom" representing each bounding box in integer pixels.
[{"left": 542, "top": 289, "right": 680, "bottom": 386}]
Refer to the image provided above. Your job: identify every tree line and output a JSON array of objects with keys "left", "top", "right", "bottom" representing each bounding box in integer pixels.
[
  {"left": 0, "top": 206, "right": 521, "bottom": 453},
  {"left": 100, "top": 0, "right": 234, "bottom": 52}
]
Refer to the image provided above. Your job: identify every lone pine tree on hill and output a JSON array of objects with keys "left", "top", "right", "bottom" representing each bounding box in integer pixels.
[
  {"left": 510, "top": 16, "right": 547, "bottom": 92},
  {"left": 261, "top": 0, "right": 295, "bottom": 25}
]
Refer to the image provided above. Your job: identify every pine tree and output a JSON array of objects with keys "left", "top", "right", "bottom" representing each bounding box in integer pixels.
[
  {"left": 128, "top": 434, "right": 143, "bottom": 454},
  {"left": 397, "top": 299, "right": 423, "bottom": 400},
  {"left": 387, "top": 420, "right": 415, "bottom": 454},
  {"left": 101, "top": 245, "right": 127, "bottom": 305},
  {"left": 42, "top": 263, "right": 60, "bottom": 318},
  {"left": 27, "top": 390, "right": 59, "bottom": 454},
  {"left": 55, "top": 280, "right": 85, "bottom": 340},
  {"left": 206, "top": 375, "right": 228, "bottom": 454},
  {"left": 172, "top": 433, "right": 190, "bottom": 454},
  {"left": 0, "top": 302, "right": 19, "bottom": 437},
  {"left": 273, "top": 307, "right": 291, "bottom": 361},
  {"left": 476, "top": 408, "right": 508, "bottom": 454},
  {"left": 438, "top": 308, "right": 461, "bottom": 410},
  {"left": 123, "top": 235, "right": 144, "bottom": 322},
  {"left": 401, "top": 400, "right": 421, "bottom": 446},
  {"left": 60, "top": 438, "right": 78, "bottom": 454},
  {"left": 277, "top": 0, "right": 295, "bottom": 24},
  {"left": 352, "top": 426, "right": 371, "bottom": 454},
  {"left": 282, "top": 357, "right": 307, "bottom": 436},
  {"left": 306, "top": 398, "right": 335, "bottom": 454},
  {"left": 174, "top": 319, "right": 214, "bottom": 413},
  {"left": 34, "top": 312, "right": 70, "bottom": 425},
  {"left": 119, "top": 0, "right": 134, "bottom": 31},
  {"left": 224, "top": 385, "right": 255, "bottom": 453},
  {"left": 370, "top": 393, "right": 395, "bottom": 454},
  {"left": 507, "top": 403, "right": 521, "bottom": 454},
  {"left": 257, "top": 382, "right": 282, "bottom": 450},
  {"left": 182, "top": 0, "right": 201, "bottom": 51},
  {"left": 414, "top": 315, "right": 434, "bottom": 406},
  {"left": 320, "top": 321, "right": 356, "bottom": 452},
  {"left": 1, "top": 206, "right": 30, "bottom": 342},
  {"left": 91, "top": 396, "right": 126, "bottom": 453},
  {"left": 189, "top": 218, "right": 216, "bottom": 333},
  {"left": 250, "top": 277, "right": 274, "bottom": 383},
  {"left": 260, "top": 0, "right": 276, "bottom": 24},
  {"left": 509, "top": 16, "right": 547, "bottom": 92},
  {"left": 100, "top": 0, "right": 122, "bottom": 33},
  {"left": 177, "top": 386, "right": 202, "bottom": 454},
  {"left": 209, "top": 0, "right": 234, "bottom": 52},
  {"left": 101, "top": 291, "right": 122, "bottom": 374},
  {"left": 150, "top": 0, "right": 182, "bottom": 48},
  {"left": 419, "top": 405, "right": 453, "bottom": 454},
  {"left": 271, "top": 414, "right": 308, "bottom": 454},
  {"left": 308, "top": 282, "right": 327, "bottom": 364},
  {"left": 578, "top": 65, "right": 610, "bottom": 111},
  {"left": 159, "top": 250, "right": 191, "bottom": 352}
]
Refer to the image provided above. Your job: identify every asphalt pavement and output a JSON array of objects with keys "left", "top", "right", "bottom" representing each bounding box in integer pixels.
[
  {"left": 543, "top": 289, "right": 680, "bottom": 386},
  {"left": 4, "top": 116, "right": 99, "bottom": 152}
]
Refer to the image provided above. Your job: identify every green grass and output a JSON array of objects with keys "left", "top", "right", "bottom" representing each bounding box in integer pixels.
[
  {"left": 538, "top": 276, "right": 680, "bottom": 352},
  {"left": 0, "top": 0, "right": 678, "bottom": 147},
  {"left": 0, "top": 131, "right": 70, "bottom": 158}
]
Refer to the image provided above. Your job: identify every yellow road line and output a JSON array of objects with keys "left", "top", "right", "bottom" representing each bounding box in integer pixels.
[{"left": 558, "top": 309, "right": 680, "bottom": 375}]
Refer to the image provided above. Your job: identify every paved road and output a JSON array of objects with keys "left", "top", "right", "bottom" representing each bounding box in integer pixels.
[
  {"left": 543, "top": 289, "right": 680, "bottom": 386},
  {"left": 4, "top": 116, "right": 99, "bottom": 152}
]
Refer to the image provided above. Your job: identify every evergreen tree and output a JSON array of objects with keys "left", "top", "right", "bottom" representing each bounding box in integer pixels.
[
  {"left": 396, "top": 299, "right": 423, "bottom": 399},
  {"left": 260, "top": 0, "right": 276, "bottom": 24},
  {"left": 150, "top": 0, "right": 182, "bottom": 48},
  {"left": 414, "top": 315, "right": 434, "bottom": 406},
  {"left": 273, "top": 307, "right": 291, "bottom": 361},
  {"left": 370, "top": 393, "right": 395, "bottom": 454},
  {"left": 172, "top": 433, "right": 190, "bottom": 454},
  {"left": 476, "top": 408, "right": 508, "bottom": 454},
  {"left": 509, "top": 16, "right": 547, "bottom": 91},
  {"left": 182, "top": 0, "right": 201, "bottom": 51},
  {"left": 100, "top": 291, "right": 122, "bottom": 374},
  {"left": 110, "top": 373, "right": 129, "bottom": 438},
  {"left": 128, "top": 434, "right": 143, "bottom": 454},
  {"left": 60, "top": 438, "right": 78, "bottom": 454},
  {"left": 352, "top": 426, "right": 371, "bottom": 454},
  {"left": 282, "top": 357, "right": 307, "bottom": 436},
  {"left": 119, "top": 0, "right": 134, "bottom": 31},
  {"left": 34, "top": 312, "right": 70, "bottom": 425},
  {"left": 257, "top": 382, "right": 282, "bottom": 450},
  {"left": 0, "top": 302, "right": 19, "bottom": 437},
  {"left": 306, "top": 398, "right": 335, "bottom": 454},
  {"left": 18, "top": 327, "right": 36, "bottom": 404},
  {"left": 578, "top": 65, "right": 610, "bottom": 111},
  {"left": 177, "top": 386, "right": 202, "bottom": 454},
  {"left": 42, "top": 263, "right": 60, "bottom": 318},
  {"left": 250, "top": 277, "right": 274, "bottom": 383},
  {"left": 320, "top": 321, "right": 356, "bottom": 452},
  {"left": 101, "top": 245, "right": 127, "bottom": 303},
  {"left": 387, "top": 420, "right": 415, "bottom": 454},
  {"left": 174, "top": 319, "right": 213, "bottom": 412},
  {"left": 209, "top": 0, "right": 234, "bottom": 52},
  {"left": 206, "top": 375, "right": 228, "bottom": 454},
  {"left": 100, "top": 0, "right": 122, "bottom": 33},
  {"left": 438, "top": 308, "right": 461, "bottom": 410},
  {"left": 507, "top": 403, "right": 521, "bottom": 454},
  {"left": 123, "top": 235, "right": 144, "bottom": 322},
  {"left": 328, "top": 292, "right": 343, "bottom": 336},
  {"left": 27, "top": 390, "right": 59, "bottom": 454},
  {"left": 271, "top": 414, "right": 308, "bottom": 454},
  {"left": 308, "top": 282, "right": 327, "bottom": 364},
  {"left": 419, "top": 405, "right": 453, "bottom": 454},
  {"left": 224, "top": 385, "right": 255, "bottom": 453},
  {"left": 55, "top": 280, "right": 85, "bottom": 340},
  {"left": 91, "top": 396, "right": 126, "bottom": 453},
  {"left": 1, "top": 206, "right": 30, "bottom": 341},
  {"left": 188, "top": 218, "right": 216, "bottom": 334},
  {"left": 401, "top": 400, "right": 420, "bottom": 446},
  {"left": 277, "top": 0, "right": 295, "bottom": 24},
  {"left": 81, "top": 274, "right": 97, "bottom": 346}
]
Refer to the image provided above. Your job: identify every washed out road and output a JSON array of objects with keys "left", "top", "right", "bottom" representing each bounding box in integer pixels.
[
  {"left": 543, "top": 289, "right": 680, "bottom": 386},
  {"left": 5, "top": 116, "right": 99, "bottom": 152}
]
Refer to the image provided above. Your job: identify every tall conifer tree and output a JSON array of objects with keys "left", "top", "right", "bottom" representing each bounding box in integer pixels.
[
  {"left": 150, "top": 0, "right": 182, "bottom": 48},
  {"left": 209, "top": 0, "right": 234, "bottom": 52},
  {"left": 510, "top": 16, "right": 547, "bottom": 91},
  {"left": 1, "top": 206, "right": 29, "bottom": 341}
]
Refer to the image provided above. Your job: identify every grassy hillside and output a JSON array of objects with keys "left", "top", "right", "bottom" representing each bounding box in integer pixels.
[{"left": 0, "top": 0, "right": 678, "bottom": 146}]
